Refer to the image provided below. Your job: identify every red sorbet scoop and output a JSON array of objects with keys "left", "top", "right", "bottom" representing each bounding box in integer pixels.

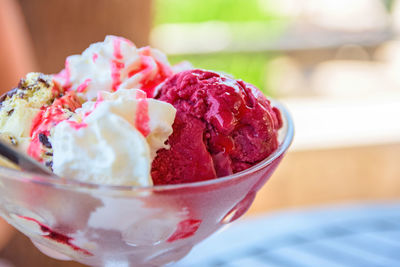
[{"left": 151, "top": 69, "right": 282, "bottom": 185}]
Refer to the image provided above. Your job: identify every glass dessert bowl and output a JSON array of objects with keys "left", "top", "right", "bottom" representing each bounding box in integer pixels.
[{"left": 0, "top": 101, "right": 293, "bottom": 267}]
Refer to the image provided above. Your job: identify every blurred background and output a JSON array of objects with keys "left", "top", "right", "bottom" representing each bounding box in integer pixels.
[{"left": 1, "top": 0, "right": 400, "bottom": 266}]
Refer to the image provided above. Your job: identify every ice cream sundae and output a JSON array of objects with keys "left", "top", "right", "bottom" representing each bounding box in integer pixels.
[{"left": 0, "top": 35, "right": 290, "bottom": 266}]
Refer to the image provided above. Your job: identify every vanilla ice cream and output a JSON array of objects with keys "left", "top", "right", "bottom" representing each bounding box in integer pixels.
[{"left": 0, "top": 73, "right": 63, "bottom": 153}]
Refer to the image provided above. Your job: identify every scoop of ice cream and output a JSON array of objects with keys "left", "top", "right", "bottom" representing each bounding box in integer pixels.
[
  {"left": 54, "top": 35, "right": 173, "bottom": 100},
  {"left": 0, "top": 73, "right": 64, "bottom": 153},
  {"left": 152, "top": 69, "right": 282, "bottom": 185},
  {"left": 50, "top": 89, "right": 176, "bottom": 186}
]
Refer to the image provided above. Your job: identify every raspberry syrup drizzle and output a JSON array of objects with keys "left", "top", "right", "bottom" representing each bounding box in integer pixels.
[
  {"left": 28, "top": 92, "right": 82, "bottom": 160},
  {"left": 83, "top": 92, "right": 104, "bottom": 118},
  {"left": 76, "top": 78, "right": 91, "bottom": 93},
  {"left": 27, "top": 116, "right": 46, "bottom": 160},
  {"left": 62, "top": 92, "right": 103, "bottom": 130},
  {"left": 52, "top": 91, "right": 82, "bottom": 110},
  {"left": 111, "top": 61, "right": 124, "bottom": 92},
  {"left": 51, "top": 81, "right": 63, "bottom": 98},
  {"left": 111, "top": 38, "right": 124, "bottom": 92},
  {"left": 128, "top": 47, "right": 173, "bottom": 97},
  {"left": 94, "top": 92, "right": 104, "bottom": 108},
  {"left": 113, "top": 38, "right": 123, "bottom": 60},
  {"left": 18, "top": 216, "right": 92, "bottom": 256},
  {"left": 54, "top": 59, "right": 71, "bottom": 90},
  {"left": 135, "top": 91, "right": 150, "bottom": 137},
  {"left": 28, "top": 107, "right": 64, "bottom": 160},
  {"left": 92, "top": 53, "right": 98, "bottom": 63},
  {"left": 67, "top": 121, "right": 88, "bottom": 130}
]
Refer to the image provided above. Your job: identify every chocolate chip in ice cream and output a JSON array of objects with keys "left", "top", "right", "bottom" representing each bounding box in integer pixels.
[
  {"left": 38, "top": 133, "right": 52, "bottom": 149},
  {"left": 38, "top": 74, "right": 51, "bottom": 88}
]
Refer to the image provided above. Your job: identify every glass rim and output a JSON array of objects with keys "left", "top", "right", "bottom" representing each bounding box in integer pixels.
[{"left": 0, "top": 100, "right": 294, "bottom": 192}]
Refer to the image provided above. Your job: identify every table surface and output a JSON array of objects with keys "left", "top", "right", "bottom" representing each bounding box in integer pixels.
[{"left": 175, "top": 202, "right": 400, "bottom": 267}]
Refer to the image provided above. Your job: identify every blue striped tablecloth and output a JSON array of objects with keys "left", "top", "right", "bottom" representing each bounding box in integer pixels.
[{"left": 174, "top": 202, "right": 400, "bottom": 267}]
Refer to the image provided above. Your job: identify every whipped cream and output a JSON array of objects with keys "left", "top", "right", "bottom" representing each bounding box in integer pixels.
[
  {"left": 54, "top": 35, "right": 173, "bottom": 100},
  {"left": 50, "top": 89, "right": 176, "bottom": 186}
]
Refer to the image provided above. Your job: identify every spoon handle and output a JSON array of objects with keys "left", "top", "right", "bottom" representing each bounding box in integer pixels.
[{"left": 0, "top": 141, "right": 54, "bottom": 176}]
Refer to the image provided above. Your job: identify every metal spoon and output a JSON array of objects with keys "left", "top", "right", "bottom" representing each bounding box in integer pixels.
[{"left": 0, "top": 140, "right": 54, "bottom": 176}]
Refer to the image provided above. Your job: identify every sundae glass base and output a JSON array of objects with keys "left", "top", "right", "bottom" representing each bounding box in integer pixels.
[{"left": 0, "top": 102, "right": 293, "bottom": 266}]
